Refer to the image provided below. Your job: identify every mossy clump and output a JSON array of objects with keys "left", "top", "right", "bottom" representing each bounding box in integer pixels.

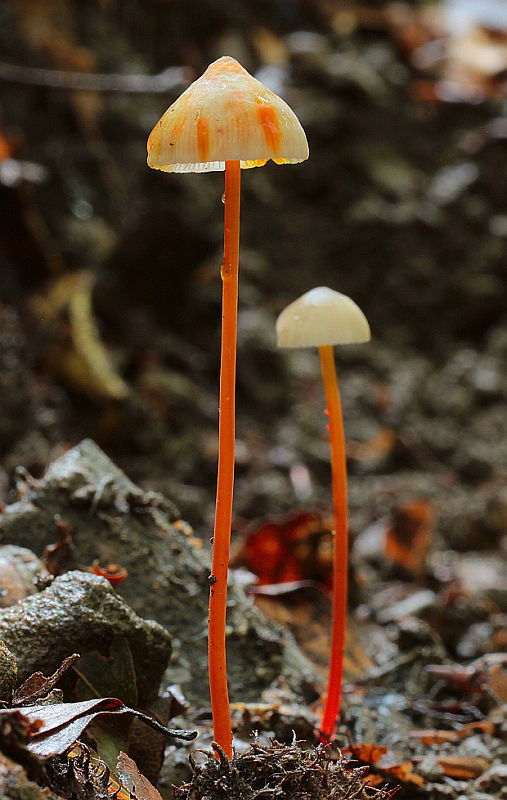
[{"left": 174, "top": 741, "right": 396, "bottom": 800}]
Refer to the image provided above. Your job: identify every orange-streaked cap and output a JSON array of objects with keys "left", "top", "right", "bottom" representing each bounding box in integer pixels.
[
  {"left": 276, "top": 287, "right": 371, "bottom": 348},
  {"left": 147, "top": 56, "right": 309, "bottom": 173}
]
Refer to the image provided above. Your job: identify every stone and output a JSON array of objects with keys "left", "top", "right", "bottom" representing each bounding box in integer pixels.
[
  {"left": 0, "top": 545, "right": 51, "bottom": 608},
  {"left": 0, "top": 571, "right": 171, "bottom": 705},
  {"left": 0, "top": 753, "right": 59, "bottom": 800},
  {"left": 0, "top": 640, "right": 17, "bottom": 702},
  {"left": 0, "top": 440, "right": 317, "bottom": 706}
]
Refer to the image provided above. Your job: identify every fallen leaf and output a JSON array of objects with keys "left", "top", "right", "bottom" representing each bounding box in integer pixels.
[
  {"left": 426, "top": 653, "right": 507, "bottom": 699},
  {"left": 42, "top": 518, "right": 76, "bottom": 576},
  {"left": 344, "top": 743, "right": 388, "bottom": 763},
  {"left": 128, "top": 691, "right": 188, "bottom": 785},
  {"left": 1, "top": 698, "right": 196, "bottom": 758},
  {"left": 32, "top": 272, "right": 129, "bottom": 402},
  {"left": 347, "top": 428, "right": 396, "bottom": 464},
  {"left": 384, "top": 500, "right": 435, "bottom": 576},
  {"left": 12, "top": 654, "right": 80, "bottom": 706},
  {"left": 238, "top": 511, "right": 333, "bottom": 587},
  {"left": 411, "top": 720, "right": 494, "bottom": 745},
  {"left": 117, "top": 751, "right": 163, "bottom": 800},
  {"left": 344, "top": 742, "right": 424, "bottom": 788},
  {"left": 90, "top": 560, "right": 128, "bottom": 584},
  {"left": 436, "top": 756, "right": 489, "bottom": 779},
  {"left": 74, "top": 638, "right": 138, "bottom": 707},
  {"left": 485, "top": 661, "right": 507, "bottom": 703},
  {"left": 48, "top": 741, "right": 128, "bottom": 799}
]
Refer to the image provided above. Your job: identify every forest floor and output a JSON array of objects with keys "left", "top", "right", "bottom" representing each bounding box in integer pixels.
[{"left": 0, "top": 1, "right": 505, "bottom": 798}]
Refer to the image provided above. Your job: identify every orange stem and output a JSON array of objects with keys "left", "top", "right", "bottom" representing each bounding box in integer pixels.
[
  {"left": 208, "top": 160, "right": 241, "bottom": 760},
  {"left": 319, "top": 343, "right": 348, "bottom": 741}
]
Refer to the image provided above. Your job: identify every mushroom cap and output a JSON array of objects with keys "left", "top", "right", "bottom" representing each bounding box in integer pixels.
[
  {"left": 147, "top": 56, "right": 309, "bottom": 173},
  {"left": 276, "top": 287, "right": 371, "bottom": 348}
]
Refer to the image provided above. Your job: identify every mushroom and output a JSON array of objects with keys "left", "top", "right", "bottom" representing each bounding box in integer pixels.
[
  {"left": 276, "top": 286, "right": 370, "bottom": 741},
  {"left": 147, "top": 56, "right": 308, "bottom": 758}
]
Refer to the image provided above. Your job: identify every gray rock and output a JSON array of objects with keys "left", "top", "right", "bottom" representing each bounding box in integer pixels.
[
  {"left": 0, "top": 571, "right": 171, "bottom": 704},
  {"left": 0, "top": 640, "right": 17, "bottom": 702},
  {"left": 0, "top": 440, "right": 317, "bottom": 706},
  {"left": 0, "top": 545, "right": 51, "bottom": 607},
  {"left": 0, "top": 753, "right": 59, "bottom": 800}
]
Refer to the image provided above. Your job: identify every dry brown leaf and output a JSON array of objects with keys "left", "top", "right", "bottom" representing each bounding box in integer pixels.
[
  {"left": 436, "top": 756, "right": 489, "bottom": 779},
  {"left": 117, "top": 751, "right": 163, "bottom": 800},
  {"left": 344, "top": 743, "right": 424, "bottom": 788},
  {"left": 347, "top": 428, "right": 396, "bottom": 464},
  {"left": 12, "top": 654, "right": 79, "bottom": 706},
  {"left": 384, "top": 500, "right": 435, "bottom": 576},
  {"left": 411, "top": 720, "right": 494, "bottom": 745},
  {"left": 486, "top": 662, "right": 507, "bottom": 703}
]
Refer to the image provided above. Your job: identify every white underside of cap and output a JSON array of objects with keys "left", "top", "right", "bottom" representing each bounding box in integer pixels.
[{"left": 149, "top": 157, "right": 306, "bottom": 173}]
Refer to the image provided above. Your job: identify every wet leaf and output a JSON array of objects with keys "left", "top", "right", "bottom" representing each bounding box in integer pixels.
[
  {"left": 128, "top": 695, "right": 175, "bottom": 785},
  {"left": 0, "top": 698, "right": 196, "bottom": 758}
]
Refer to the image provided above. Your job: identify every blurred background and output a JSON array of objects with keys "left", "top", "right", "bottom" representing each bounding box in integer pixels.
[{"left": 0, "top": 0, "right": 506, "bottom": 570}]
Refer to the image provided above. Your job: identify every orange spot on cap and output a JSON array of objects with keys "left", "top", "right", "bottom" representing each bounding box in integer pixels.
[
  {"left": 147, "top": 56, "right": 308, "bottom": 172},
  {"left": 197, "top": 116, "right": 210, "bottom": 161},
  {"left": 256, "top": 98, "right": 281, "bottom": 155}
]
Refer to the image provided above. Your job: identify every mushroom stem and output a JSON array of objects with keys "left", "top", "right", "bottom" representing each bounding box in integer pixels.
[
  {"left": 318, "top": 343, "right": 348, "bottom": 741},
  {"left": 208, "top": 159, "right": 241, "bottom": 759}
]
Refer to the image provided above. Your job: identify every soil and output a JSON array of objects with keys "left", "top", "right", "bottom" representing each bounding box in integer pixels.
[{"left": 0, "top": 1, "right": 505, "bottom": 799}]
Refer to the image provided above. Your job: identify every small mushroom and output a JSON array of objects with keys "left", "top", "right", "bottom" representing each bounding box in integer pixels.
[
  {"left": 147, "top": 56, "right": 308, "bottom": 758},
  {"left": 276, "top": 286, "right": 370, "bottom": 741}
]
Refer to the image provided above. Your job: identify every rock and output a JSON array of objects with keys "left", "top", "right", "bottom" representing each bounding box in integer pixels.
[
  {"left": 0, "top": 440, "right": 318, "bottom": 706},
  {"left": 0, "top": 753, "right": 59, "bottom": 800},
  {"left": 456, "top": 554, "right": 507, "bottom": 609},
  {"left": 0, "top": 546, "right": 52, "bottom": 608},
  {"left": 0, "top": 571, "right": 171, "bottom": 705},
  {"left": 0, "top": 640, "right": 17, "bottom": 702}
]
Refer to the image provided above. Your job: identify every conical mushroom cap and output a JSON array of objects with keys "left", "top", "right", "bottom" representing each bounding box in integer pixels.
[
  {"left": 147, "top": 56, "right": 309, "bottom": 173},
  {"left": 276, "top": 287, "right": 371, "bottom": 348}
]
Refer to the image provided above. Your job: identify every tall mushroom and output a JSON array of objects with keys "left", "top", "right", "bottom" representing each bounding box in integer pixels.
[
  {"left": 276, "top": 286, "right": 370, "bottom": 741},
  {"left": 147, "top": 56, "right": 308, "bottom": 758}
]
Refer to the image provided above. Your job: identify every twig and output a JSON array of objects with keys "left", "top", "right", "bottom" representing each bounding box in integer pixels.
[
  {"left": 355, "top": 651, "right": 421, "bottom": 685},
  {"left": 0, "top": 62, "right": 189, "bottom": 93}
]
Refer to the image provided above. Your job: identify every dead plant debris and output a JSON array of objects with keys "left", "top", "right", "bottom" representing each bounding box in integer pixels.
[{"left": 174, "top": 741, "right": 397, "bottom": 800}]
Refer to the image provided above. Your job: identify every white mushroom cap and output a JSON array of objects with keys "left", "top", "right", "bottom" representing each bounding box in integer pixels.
[
  {"left": 276, "top": 287, "right": 371, "bottom": 348},
  {"left": 147, "top": 56, "right": 308, "bottom": 173}
]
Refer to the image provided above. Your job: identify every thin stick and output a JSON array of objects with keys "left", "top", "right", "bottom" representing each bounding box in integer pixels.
[
  {"left": 0, "top": 61, "right": 187, "bottom": 93},
  {"left": 208, "top": 159, "right": 241, "bottom": 759},
  {"left": 319, "top": 343, "right": 348, "bottom": 741}
]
